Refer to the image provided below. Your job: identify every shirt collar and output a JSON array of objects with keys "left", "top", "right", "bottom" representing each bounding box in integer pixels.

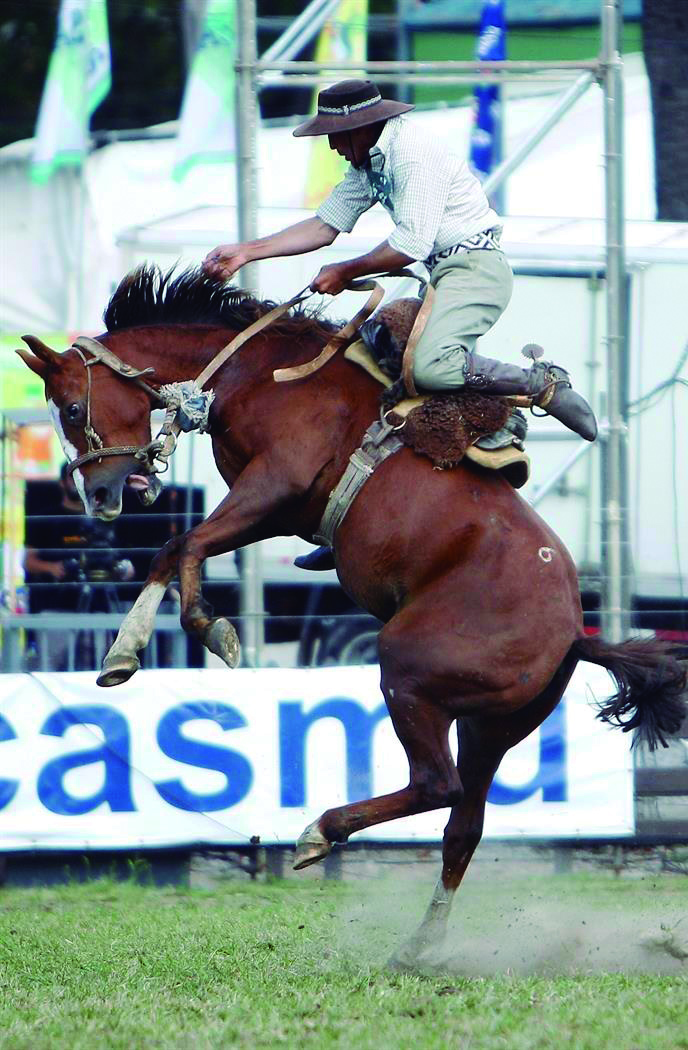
[{"left": 367, "top": 115, "right": 404, "bottom": 169}]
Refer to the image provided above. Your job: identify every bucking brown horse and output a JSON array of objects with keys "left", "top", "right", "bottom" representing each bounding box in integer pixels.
[{"left": 18, "top": 265, "right": 686, "bottom": 958}]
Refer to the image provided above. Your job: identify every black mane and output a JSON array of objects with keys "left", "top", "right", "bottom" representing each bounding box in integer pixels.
[{"left": 103, "top": 263, "right": 337, "bottom": 339}]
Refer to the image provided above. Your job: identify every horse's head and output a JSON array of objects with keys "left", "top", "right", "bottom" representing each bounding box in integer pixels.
[{"left": 17, "top": 335, "right": 157, "bottom": 520}]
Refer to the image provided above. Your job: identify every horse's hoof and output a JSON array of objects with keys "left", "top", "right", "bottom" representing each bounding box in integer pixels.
[
  {"left": 387, "top": 950, "right": 418, "bottom": 973},
  {"left": 205, "top": 618, "right": 240, "bottom": 668},
  {"left": 97, "top": 654, "right": 140, "bottom": 688},
  {"left": 387, "top": 925, "right": 447, "bottom": 972},
  {"left": 293, "top": 821, "right": 332, "bottom": 870},
  {"left": 387, "top": 938, "right": 434, "bottom": 973}
]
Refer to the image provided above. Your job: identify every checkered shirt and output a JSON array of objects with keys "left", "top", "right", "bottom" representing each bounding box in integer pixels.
[{"left": 316, "top": 115, "right": 500, "bottom": 264}]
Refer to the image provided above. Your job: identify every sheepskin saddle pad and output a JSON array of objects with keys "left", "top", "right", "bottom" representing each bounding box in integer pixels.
[{"left": 358, "top": 297, "right": 518, "bottom": 471}]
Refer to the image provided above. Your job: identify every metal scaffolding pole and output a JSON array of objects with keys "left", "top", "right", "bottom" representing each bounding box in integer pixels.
[
  {"left": 483, "top": 73, "right": 595, "bottom": 197},
  {"left": 236, "top": 0, "right": 631, "bottom": 649},
  {"left": 260, "top": 0, "right": 340, "bottom": 65},
  {"left": 257, "top": 59, "right": 601, "bottom": 88},
  {"left": 257, "top": 58, "right": 600, "bottom": 78},
  {"left": 236, "top": 0, "right": 264, "bottom": 667},
  {"left": 601, "top": 0, "right": 631, "bottom": 642}
]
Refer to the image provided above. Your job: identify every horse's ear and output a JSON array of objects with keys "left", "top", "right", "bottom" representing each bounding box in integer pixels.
[{"left": 15, "top": 335, "right": 63, "bottom": 379}]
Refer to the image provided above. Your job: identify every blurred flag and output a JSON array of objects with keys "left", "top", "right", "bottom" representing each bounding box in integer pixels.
[
  {"left": 31, "top": 0, "right": 111, "bottom": 183},
  {"left": 173, "top": 0, "right": 236, "bottom": 181},
  {"left": 469, "top": 0, "right": 506, "bottom": 193},
  {"left": 303, "top": 0, "right": 368, "bottom": 208}
]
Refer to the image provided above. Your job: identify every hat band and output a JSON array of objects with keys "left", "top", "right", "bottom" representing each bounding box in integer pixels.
[{"left": 317, "top": 93, "right": 383, "bottom": 117}]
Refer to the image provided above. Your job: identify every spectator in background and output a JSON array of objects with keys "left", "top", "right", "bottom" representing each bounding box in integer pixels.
[
  {"left": 24, "top": 462, "right": 135, "bottom": 600},
  {"left": 23, "top": 463, "right": 135, "bottom": 670},
  {"left": 24, "top": 462, "right": 85, "bottom": 584}
]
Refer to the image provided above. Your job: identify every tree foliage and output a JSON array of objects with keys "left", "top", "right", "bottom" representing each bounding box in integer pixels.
[{"left": 0, "top": 0, "right": 184, "bottom": 147}]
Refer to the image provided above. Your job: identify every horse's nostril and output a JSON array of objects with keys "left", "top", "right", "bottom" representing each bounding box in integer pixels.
[{"left": 93, "top": 486, "right": 109, "bottom": 507}]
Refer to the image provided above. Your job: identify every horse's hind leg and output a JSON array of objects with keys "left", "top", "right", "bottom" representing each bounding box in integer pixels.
[
  {"left": 294, "top": 619, "right": 464, "bottom": 867},
  {"left": 295, "top": 694, "right": 460, "bottom": 868},
  {"left": 389, "top": 717, "right": 508, "bottom": 966},
  {"left": 396, "top": 651, "right": 578, "bottom": 965},
  {"left": 98, "top": 536, "right": 183, "bottom": 686}
]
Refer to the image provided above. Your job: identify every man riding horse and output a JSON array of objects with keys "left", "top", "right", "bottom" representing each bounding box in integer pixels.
[{"left": 204, "top": 78, "right": 597, "bottom": 568}]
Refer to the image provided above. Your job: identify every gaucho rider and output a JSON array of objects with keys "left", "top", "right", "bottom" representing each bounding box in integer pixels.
[{"left": 203, "top": 78, "right": 597, "bottom": 568}]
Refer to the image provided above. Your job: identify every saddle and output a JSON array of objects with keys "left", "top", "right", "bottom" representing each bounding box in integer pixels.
[{"left": 350, "top": 298, "right": 530, "bottom": 489}]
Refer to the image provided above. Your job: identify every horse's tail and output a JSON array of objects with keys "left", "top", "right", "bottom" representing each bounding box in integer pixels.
[{"left": 570, "top": 635, "right": 687, "bottom": 750}]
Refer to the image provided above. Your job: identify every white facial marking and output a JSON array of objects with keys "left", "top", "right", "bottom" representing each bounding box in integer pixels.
[
  {"left": 48, "top": 399, "right": 88, "bottom": 509},
  {"left": 538, "top": 546, "right": 555, "bottom": 563}
]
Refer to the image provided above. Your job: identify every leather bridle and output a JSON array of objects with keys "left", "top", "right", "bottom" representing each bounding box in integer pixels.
[{"left": 65, "top": 337, "right": 175, "bottom": 480}]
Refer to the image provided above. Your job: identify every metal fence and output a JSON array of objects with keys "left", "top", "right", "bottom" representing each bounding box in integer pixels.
[{"left": 0, "top": 611, "right": 186, "bottom": 674}]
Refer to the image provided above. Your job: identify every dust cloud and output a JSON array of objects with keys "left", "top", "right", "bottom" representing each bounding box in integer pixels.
[{"left": 330, "top": 862, "right": 688, "bottom": 976}]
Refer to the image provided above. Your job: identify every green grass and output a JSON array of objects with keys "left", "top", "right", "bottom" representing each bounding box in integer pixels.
[{"left": 0, "top": 871, "right": 686, "bottom": 1049}]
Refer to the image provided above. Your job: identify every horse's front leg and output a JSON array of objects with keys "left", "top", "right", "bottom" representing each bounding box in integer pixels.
[
  {"left": 98, "top": 535, "right": 183, "bottom": 686},
  {"left": 179, "top": 538, "right": 241, "bottom": 671},
  {"left": 176, "top": 458, "right": 303, "bottom": 668}
]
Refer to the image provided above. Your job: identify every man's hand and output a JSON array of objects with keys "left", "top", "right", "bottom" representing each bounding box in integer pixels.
[
  {"left": 310, "top": 263, "right": 351, "bottom": 296},
  {"left": 202, "top": 244, "right": 251, "bottom": 282}
]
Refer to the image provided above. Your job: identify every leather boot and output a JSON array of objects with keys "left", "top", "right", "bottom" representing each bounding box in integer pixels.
[
  {"left": 294, "top": 545, "right": 336, "bottom": 571},
  {"left": 464, "top": 349, "right": 598, "bottom": 441}
]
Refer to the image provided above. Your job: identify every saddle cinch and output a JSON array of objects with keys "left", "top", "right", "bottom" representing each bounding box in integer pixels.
[{"left": 348, "top": 297, "right": 531, "bottom": 489}]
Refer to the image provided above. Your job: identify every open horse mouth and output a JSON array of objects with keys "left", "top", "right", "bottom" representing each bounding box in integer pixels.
[
  {"left": 126, "top": 473, "right": 151, "bottom": 492},
  {"left": 90, "top": 492, "right": 122, "bottom": 520},
  {"left": 126, "top": 471, "right": 163, "bottom": 507},
  {"left": 90, "top": 472, "right": 159, "bottom": 518}
]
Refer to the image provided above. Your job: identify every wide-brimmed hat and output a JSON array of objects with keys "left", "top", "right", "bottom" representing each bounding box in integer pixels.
[{"left": 293, "top": 79, "right": 414, "bottom": 138}]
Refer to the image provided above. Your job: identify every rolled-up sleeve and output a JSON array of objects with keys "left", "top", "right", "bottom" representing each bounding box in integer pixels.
[
  {"left": 387, "top": 159, "right": 451, "bottom": 260},
  {"left": 316, "top": 165, "right": 373, "bottom": 233}
]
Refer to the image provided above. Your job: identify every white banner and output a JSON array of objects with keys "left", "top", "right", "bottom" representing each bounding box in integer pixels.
[{"left": 0, "top": 664, "right": 633, "bottom": 851}]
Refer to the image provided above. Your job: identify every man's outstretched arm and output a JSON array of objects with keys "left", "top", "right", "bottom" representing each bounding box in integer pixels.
[{"left": 203, "top": 217, "right": 340, "bottom": 281}]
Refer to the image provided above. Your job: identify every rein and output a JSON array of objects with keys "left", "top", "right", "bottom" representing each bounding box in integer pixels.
[
  {"left": 273, "top": 277, "right": 383, "bottom": 383},
  {"left": 64, "top": 270, "right": 424, "bottom": 481}
]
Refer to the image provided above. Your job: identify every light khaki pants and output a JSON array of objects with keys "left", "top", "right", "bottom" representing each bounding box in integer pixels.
[{"left": 412, "top": 249, "right": 514, "bottom": 391}]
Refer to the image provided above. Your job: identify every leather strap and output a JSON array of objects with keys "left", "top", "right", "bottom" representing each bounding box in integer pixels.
[
  {"left": 401, "top": 284, "right": 435, "bottom": 397},
  {"left": 273, "top": 278, "right": 384, "bottom": 383},
  {"left": 73, "top": 336, "right": 161, "bottom": 401},
  {"left": 273, "top": 269, "right": 427, "bottom": 384},
  {"left": 314, "top": 416, "right": 405, "bottom": 547},
  {"left": 195, "top": 286, "right": 312, "bottom": 389}
]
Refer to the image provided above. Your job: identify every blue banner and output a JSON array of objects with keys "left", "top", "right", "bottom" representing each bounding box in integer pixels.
[{"left": 469, "top": 0, "right": 506, "bottom": 184}]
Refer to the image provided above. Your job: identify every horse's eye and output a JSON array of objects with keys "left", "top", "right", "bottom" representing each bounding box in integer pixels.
[{"left": 65, "top": 403, "right": 83, "bottom": 423}]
